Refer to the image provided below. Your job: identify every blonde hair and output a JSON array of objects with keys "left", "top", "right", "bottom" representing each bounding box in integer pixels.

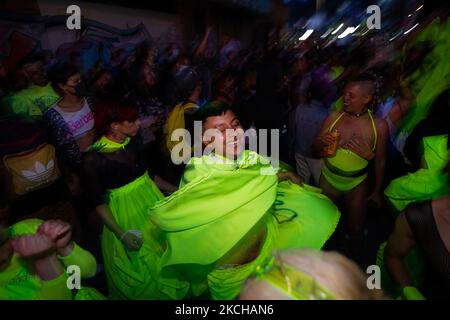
[{"left": 240, "top": 249, "right": 385, "bottom": 300}]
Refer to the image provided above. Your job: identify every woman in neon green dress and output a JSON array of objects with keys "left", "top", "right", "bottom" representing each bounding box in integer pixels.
[
  {"left": 150, "top": 101, "right": 340, "bottom": 299},
  {"left": 82, "top": 100, "right": 187, "bottom": 299}
]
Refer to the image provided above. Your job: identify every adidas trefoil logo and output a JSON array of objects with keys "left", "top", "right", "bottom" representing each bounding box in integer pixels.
[{"left": 21, "top": 160, "right": 55, "bottom": 182}]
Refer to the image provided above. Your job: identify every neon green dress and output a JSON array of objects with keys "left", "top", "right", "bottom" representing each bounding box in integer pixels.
[
  {"left": 150, "top": 151, "right": 340, "bottom": 299},
  {"left": 89, "top": 137, "right": 190, "bottom": 300},
  {"left": 321, "top": 110, "right": 377, "bottom": 192},
  {"left": 0, "top": 219, "right": 103, "bottom": 300},
  {"left": 384, "top": 135, "right": 450, "bottom": 212}
]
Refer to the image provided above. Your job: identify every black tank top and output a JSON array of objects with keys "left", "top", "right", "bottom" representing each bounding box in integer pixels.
[{"left": 405, "top": 201, "right": 450, "bottom": 299}]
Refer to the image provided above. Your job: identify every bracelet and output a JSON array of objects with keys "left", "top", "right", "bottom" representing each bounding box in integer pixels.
[
  {"left": 119, "top": 230, "right": 143, "bottom": 244},
  {"left": 119, "top": 230, "right": 130, "bottom": 242}
]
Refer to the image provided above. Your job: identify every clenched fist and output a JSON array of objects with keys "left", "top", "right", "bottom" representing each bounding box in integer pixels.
[
  {"left": 37, "top": 220, "right": 72, "bottom": 251},
  {"left": 11, "top": 234, "right": 55, "bottom": 259}
]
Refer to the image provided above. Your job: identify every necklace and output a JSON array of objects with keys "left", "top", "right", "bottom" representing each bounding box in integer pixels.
[{"left": 345, "top": 109, "right": 368, "bottom": 118}]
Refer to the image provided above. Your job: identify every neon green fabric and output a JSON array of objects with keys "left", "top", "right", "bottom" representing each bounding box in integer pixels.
[
  {"left": 273, "top": 181, "right": 340, "bottom": 250},
  {"left": 398, "top": 17, "right": 450, "bottom": 135},
  {"left": 103, "top": 172, "right": 189, "bottom": 300},
  {"left": 423, "top": 135, "right": 449, "bottom": 170},
  {"left": 150, "top": 151, "right": 340, "bottom": 299},
  {"left": 151, "top": 151, "right": 278, "bottom": 267},
  {"left": 9, "top": 218, "right": 42, "bottom": 236},
  {"left": 385, "top": 135, "right": 450, "bottom": 212},
  {"left": 207, "top": 214, "right": 278, "bottom": 300},
  {"left": 3, "top": 83, "right": 60, "bottom": 118},
  {"left": 0, "top": 219, "right": 97, "bottom": 300},
  {"left": 74, "top": 287, "right": 108, "bottom": 300},
  {"left": 330, "top": 66, "right": 344, "bottom": 82},
  {"left": 331, "top": 96, "right": 344, "bottom": 112},
  {"left": 254, "top": 256, "right": 336, "bottom": 300},
  {"left": 58, "top": 243, "right": 97, "bottom": 279},
  {"left": 88, "top": 136, "right": 131, "bottom": 153},
  {"left": 0, "top": 255, "right": 71, "bottom": 300},
  {"left": 402, "top": 286, "right": 426, "bottom": 300},
  {"left": 376, "top": 242, "right": 425, "bottom": 298},
  {"left": 321, "top": 150, "right": 369, "bottom": 192}
]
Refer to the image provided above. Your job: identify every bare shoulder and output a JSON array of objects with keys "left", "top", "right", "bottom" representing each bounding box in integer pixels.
[
  {"left": 323, "top": 111, "right": 342, "bottom": 125},
  {"left": 328, "top": 111, "right": 342, "bottom": 120},
  {"left": 375, "top": 117, "right": 389, "bottom": 136}
]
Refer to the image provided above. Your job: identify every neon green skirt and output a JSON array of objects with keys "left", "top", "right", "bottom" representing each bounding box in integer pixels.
[
  {"left": 103, "top": 172, "right": 189, "bottom": 300},
  {"left": 274, "top": 181, "right": 340, "bottom": 250}
]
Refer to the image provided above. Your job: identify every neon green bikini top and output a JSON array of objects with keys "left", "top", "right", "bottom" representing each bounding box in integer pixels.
[{"left": 325, "top": 110, "right": 377, "bottom": 174}]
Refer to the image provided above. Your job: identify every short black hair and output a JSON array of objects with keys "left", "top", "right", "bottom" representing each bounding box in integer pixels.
[
  {"left": 349, "top": 73, "right": 376, "bottom": 94},
  {"left": 195, "top": 100, "right": 235, "bottom": 123},
  {"left": 49, "top": 62, "right": 79, "bottom": 94}
]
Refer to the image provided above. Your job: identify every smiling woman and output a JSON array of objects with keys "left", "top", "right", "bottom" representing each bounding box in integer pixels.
[{"left": 199, "top": 100, "right": 245, "bottom": 160}]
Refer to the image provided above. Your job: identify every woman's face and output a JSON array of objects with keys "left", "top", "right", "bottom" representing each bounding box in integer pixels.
[
  {"left": 343, "top": 82, "right": 371, "bottom": 113},
  {"left": 115, "top": 118, "right": 141, "bottom": 138},
  {"left": 60, "top": 73, "right": 82, "bottom": 96},
  {"left": 202, "top": 110, "right": 244, "bottom": 160}
]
